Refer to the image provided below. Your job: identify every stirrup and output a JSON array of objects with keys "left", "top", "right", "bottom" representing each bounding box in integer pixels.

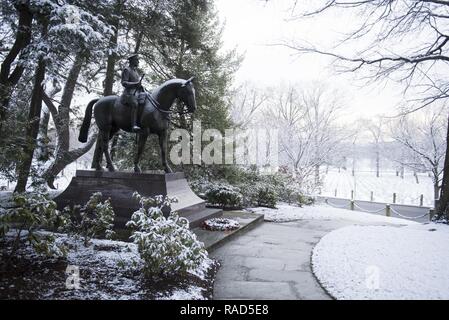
[{"left": 132, "top": 125, "right": 141, "bottom": 133}]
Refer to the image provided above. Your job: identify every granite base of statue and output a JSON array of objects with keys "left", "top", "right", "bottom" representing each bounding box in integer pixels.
[{"left": 54, "top": 170, "right": 222, "bottom": 228}]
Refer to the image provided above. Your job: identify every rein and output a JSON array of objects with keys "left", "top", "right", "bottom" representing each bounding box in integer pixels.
[{"left": 145, "top": 93, "right": 191, "bottom": 118}]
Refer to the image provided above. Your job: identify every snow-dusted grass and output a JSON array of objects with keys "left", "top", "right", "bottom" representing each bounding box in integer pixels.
[
  {"left": 250, "top": 203, "right": 417, "bottom": 225},
  {"left": 321, "top": 169, "right": 434, "bottom": 206},
  {"left": 312, "top": 223, "right": 449, "bottom": 300}
]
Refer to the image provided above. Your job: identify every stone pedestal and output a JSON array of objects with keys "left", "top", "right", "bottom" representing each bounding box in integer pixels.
[{"left": 54, "top": 170, "right": 222, "bottom": 228}]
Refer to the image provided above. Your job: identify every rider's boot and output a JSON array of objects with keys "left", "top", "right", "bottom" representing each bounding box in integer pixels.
[{"left": 131, "top": 104, "right": 141, "bottom": 133}]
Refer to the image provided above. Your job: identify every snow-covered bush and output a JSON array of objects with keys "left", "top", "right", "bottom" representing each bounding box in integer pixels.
[
  {"left": 204, "top": 183, "right": 243, "bottom": 209},
  {"left": 0, "top": 191, "right": 68, "bottom": 259},
  {"left": 187, "top": 165, "right": 314, "bottom": 209},
  {"left": 126, "top": 192, "right": 208, "bottom": 278},
  {"left": 253, "top": 183, "right": 278, "bottom": 208},
  {"left": 64, "top": 192, "right": 115, "bottom": 245},
  {"left": 189, "top": 177, "right": 212, "bottom": 200},
  {"left": 297, "top": 194, "right": 315, "bottom": 206}
]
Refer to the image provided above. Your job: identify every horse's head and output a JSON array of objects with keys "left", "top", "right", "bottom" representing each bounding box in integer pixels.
[{"left": 177, "top": 77, "right": 196, "bottom": 113}]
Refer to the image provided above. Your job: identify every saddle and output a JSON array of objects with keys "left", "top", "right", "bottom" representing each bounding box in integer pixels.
[{"left": 119, "top": 92, "right": 155, "bottom": 112}]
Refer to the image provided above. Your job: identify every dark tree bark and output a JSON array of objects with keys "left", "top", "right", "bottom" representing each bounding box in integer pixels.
[
  {"left": 0, "top": 1, "right": 33, "bottom": 132},
  {"left": 103, "top": 31, "right": 119, "bottom": 96},
  {"left": 436, "top": 115, "right": 449, "bottom": 220},
  {"left": 14, "top": 20, "right": 48, "bottom": 193},
  {"left": 100, "top": 0, "right": 126, "bottom": 164}
]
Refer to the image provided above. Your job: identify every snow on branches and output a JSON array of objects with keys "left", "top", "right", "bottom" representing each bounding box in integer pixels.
[{"left": 126, "top": 192, "right": 209, "bottom": 278}]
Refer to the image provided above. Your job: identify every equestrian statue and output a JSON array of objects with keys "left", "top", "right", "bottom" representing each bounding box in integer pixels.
[{"left": 78, "top": 54, "right": 196, "bottom": 173}]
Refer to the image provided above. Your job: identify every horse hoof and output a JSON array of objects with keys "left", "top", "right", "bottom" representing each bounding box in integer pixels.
[{"left": 134, "top": 166, "right": 142, "bottom": 173}]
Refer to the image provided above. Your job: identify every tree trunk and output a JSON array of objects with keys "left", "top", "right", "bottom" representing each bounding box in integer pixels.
[
  {"left": 36, "top": 80, "right": 61, "bottom": 160},
  {"left": 14, "top": 21, "right": 48, "bottom": 192},
  {"left": 103, "top": 31, "right": 118, "bottom": 96},
  {"left": 43, "top": 134, "right": 97, "bottom": 188},
  {"left": 0, "top": 2, "right": 33, "bottom": 131},
  {"left": 436, "top": 114, "right": 449, "bottom": 220},
  {"left": 42, "top": 51, "right": 94, "bottom": 188},
  {"left": 314, "top": 164, "right": 320, "bottom": 186},
  {"left": 102, "top": 15, "right": 121, "bottom": 162},
  {"left": 376, "top": 150, "right": 380, "bottom": 177},
  {"left": 434, "top": 183, "right": 440, "bottom": 209}
]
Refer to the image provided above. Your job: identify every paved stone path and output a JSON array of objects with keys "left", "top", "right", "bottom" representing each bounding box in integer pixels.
[{"left": 212, "top": 218, "right": 391, "bottom": 300}]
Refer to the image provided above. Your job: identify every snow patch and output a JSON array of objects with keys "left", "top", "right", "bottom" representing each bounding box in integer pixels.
[
  {"left": 250, "top": 203, "right": 417, "bottom": 225},
  {"left": 312, "top": 223, "right": 449, "bottom": 299}
]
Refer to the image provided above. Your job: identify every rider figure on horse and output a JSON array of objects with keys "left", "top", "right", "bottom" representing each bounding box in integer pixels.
[{"left": 121, "top": 54, "right": 144, "bottom": 132}]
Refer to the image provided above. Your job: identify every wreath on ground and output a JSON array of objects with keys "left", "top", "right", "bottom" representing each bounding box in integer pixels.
[{"left": 202, "top": 218, "right": 240, "bottom": 231}]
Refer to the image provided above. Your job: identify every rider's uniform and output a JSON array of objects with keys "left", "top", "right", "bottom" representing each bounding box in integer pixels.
[
  {"left": 121, "top": 66, "right": 142, "bottom": 109},
  {"left": 121, "top": 65, "right": 143, "bottom": 131}
]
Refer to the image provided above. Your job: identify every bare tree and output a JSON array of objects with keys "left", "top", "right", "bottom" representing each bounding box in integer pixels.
[
  {"left": 264, "top": 83, "right": 347, "bottom": 192},
  {"left": 362, "top": 117, "right": 385, "bottom": 177},
  {"left": 229, "top": 82, "right": 269, "bottom": 129},
  {"left": 390, "top": 106, "right": 447, "bottom": 207},
  {"left": 281, "top": 0, "right": 449, "bottom": 220}
]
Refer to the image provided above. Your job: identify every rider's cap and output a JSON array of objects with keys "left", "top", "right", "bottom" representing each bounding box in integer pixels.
[{"left": 128, "top": 53, "right": 139, "bottom": 61}]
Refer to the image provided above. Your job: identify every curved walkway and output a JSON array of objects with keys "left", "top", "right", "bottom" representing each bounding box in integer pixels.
[{"left": 211, "top": 218, "right": 395, "bottom": 300}]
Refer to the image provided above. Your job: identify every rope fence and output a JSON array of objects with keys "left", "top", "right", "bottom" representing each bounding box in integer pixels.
[
  {"left": 389, "top": 206, "right": 430, "bottom": 220},
  {"left": 323, "top": 197, "right": 432, "bottom": 222},
  {"left": 325, "top": 188, "right": 431, "bottom": 207},
  {"left": 326, "top": 200, "right": 349, "bottom": 209},
  {"left": 353, "top": 202, "right": 385, "bottom": 214}
]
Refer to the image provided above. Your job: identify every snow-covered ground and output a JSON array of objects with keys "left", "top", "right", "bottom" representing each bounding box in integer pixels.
[
  {"left": 250, "top": 203, "right": 417, "bottom": 225},
  {"left": 312, "top": 223, "right": 449, "bottom": 299},
  {"left": 320, "top": 169, "right": 434, "bottom": 206},
  {"left": 251, "top": 203, "right": 449, "bottom": 300},
  {"left": 1, "top": 231, "right": 216, "bottom": 300}
]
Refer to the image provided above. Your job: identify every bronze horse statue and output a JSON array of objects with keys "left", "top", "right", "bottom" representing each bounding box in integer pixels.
[{"left": 78, "top": 77, "right": 196, "bottom": 173}]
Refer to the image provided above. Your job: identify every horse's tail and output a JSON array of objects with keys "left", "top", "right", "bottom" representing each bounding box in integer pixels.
[{"left": 78, "top": 98, "right": 99, "bottom": 143}]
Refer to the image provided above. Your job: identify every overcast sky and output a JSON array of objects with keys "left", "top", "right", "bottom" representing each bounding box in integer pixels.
[{"left": 215, "top": 0, "right": 408, "bottom": 123}]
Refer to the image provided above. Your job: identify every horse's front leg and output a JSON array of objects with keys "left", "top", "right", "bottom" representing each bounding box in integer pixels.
[
  {"left": 101, "top": 129, "right": 115, "bottom": 172},
  {"left": 134, "top": 133, "right": 148, "bottom": 173},
  {"left": 159, "top": 130, "right": 172, "bottom": 173}
]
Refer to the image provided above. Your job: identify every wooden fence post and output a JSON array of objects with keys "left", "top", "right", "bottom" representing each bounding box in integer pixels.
[
  {"left": 386, "top": 204, "right": 391, "bottom": 217},
  {"left": 351, "top": 190, "right": 354, "bottom": 200},
  {"left": 393, "top": 193, "right": 396, "bottom": 204},
  {"left": 350, "top": 200, "right": 354, "bottom": 211},
  {"left": 370, "top": 191, "right": 374, "bottom": 202},
  {"left": 420, "top": 195, "right": 423, "bottom": 207},
  {"left": 334, "top": 189, "right": 337, "bottom": 197}
]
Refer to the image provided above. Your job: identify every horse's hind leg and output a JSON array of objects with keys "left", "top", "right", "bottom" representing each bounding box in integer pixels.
[
  {"left": 101, "top": 128, "right": 115, "bottom": 172},
  {"left": 91, "top": 134, "right": 103, "bottom": 171}
]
